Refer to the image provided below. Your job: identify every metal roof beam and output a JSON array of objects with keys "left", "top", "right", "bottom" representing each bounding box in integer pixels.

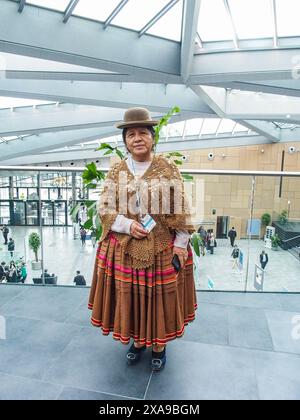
[
  {"left": 0, "top": 0, "right": 180, "bottom": 81},
  {"left": 0, "top": 79, "right": 214, "bottom": 115},
  {"left": 63, "top": 0, "right": 80, "bottom": 23},
  {"left": 189, "top": 48, "right": 300, "bottom": 84},
  {"left": 181, "top": 0, "right": 201, "bottom": 82},
  {"left": 1, "top": 134, "right": 268, "bottom": 166},
  {"left": 240, "top": 120, "right": 281, "bottom": 143},
  {"left": 0, "top": 105, "right": 134, "bottom": 137},
  {"left": 0, "top": 126, "right": 117, "bottom": 161},
  {"left": 271, "top": 0, "right": 278, "bottom": 48},
  {"left": 223, "top": 0, "right": 239, "bottom": 49},
  {"left": 18, "top": 0, "right": 26, "bottom": 13},
  {"left": 104, "top": 0, "right": 130, "bottom": 29}
]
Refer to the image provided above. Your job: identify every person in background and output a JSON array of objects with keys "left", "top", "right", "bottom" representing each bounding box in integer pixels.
[
  {"left": 231, "top": 244, "right": 240, "bottom": 270},
  {"left": 41, "top": 269, "right": 51, "bottom": 278},
  {"left": 20, "top": 263, "right": 27, "bottom": 283},
  {"left": 8, "top": 238, "right": 15, "bottom": 258},
  {"left": 209, "top": 233, "right": 216, "bottom": 255},
  {"left": 197, "top": 226, "right": 207, "bottom": 256},
  {"left": 228, "top": 227, "right": 237, "bottom": 247},
  {"left": 73, "top": 270, "right": 86, "bottom": 286},
  {"left": 80, "top": 227, "right": 87, "bottom": 246},
  {"left": 7, "top": 262, "right": 17, "bottom": 283},
  {"left": 260, "top": 250, "right": 269, "bottom": 270},
  {"left": 91, "top": 229, "right": 97, "bottom": 248},
  {"left": 1, "top": 225, "right": 9, "bottom": 245}
]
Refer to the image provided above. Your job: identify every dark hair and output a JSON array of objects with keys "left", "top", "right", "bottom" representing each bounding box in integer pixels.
[
  {"left": 76, "top": 270, "right": 80, "bottom": 274},
  {"left": 122, "top": 126, "right": 155, "bottom": 151}
]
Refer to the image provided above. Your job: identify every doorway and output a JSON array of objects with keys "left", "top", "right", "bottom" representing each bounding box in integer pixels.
[{"left": 217, "top": 216, "right": 229, "bottom": 239}]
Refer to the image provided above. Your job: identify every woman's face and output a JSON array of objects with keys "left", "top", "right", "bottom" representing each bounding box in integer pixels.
[{"left": 125, "top": 127, "right": 153, "bottom": 160}]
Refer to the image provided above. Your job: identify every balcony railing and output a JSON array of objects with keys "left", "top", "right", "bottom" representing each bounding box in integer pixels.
[{"left": 0, "top": 165, "right": 300, "bottom": 293}]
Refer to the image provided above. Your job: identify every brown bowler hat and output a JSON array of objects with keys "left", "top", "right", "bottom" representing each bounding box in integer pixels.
[{"left": 116, "top": 107, "right": 159, "bottom": 129}]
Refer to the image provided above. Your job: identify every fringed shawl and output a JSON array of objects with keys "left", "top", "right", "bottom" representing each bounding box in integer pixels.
[{"left": 98, "top": 155, "right": 195, "bottom": 269}]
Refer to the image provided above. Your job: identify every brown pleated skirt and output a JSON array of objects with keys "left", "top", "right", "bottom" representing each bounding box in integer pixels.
[{"left": 88, "top": 232, "right": 197, "bottom": 347}]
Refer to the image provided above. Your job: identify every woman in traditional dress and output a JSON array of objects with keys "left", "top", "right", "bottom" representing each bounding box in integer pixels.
[{"left": 89, "top": 108, "right": 197, "bottom": 371}]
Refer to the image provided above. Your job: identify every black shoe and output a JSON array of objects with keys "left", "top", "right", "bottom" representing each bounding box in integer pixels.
[
  {"left": 151, "top": 348, "right": 167, "bottom": 372},
  {"left": 126, "top": 343, "right": 146, "bottom": 366}
]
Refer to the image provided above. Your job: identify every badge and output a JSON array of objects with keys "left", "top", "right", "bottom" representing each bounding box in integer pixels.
[{"left": 140, "top": 214, "right": 156, "bottom": 233}]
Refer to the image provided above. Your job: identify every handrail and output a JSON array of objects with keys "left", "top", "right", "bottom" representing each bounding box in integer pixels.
[
  {"left": 282, "top": 235, "right": 300, "bottom": 244},
  {"left": 0, "top": 166, "right": 300, "bottom": 177}
]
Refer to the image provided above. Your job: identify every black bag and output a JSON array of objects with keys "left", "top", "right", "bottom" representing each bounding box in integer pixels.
[
  {"left": 172, "top": 254, "right": 181, "bottom": 273},
  {"left": 233, "top": 249, "right": 239, "bottom": 259}
]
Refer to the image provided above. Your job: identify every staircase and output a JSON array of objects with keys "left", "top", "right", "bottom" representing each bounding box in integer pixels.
[
  {"left": 273, "top": 222, "right": 300, "bottom": 250},
  {"left": 288, "top": 246, "right": 300, "bottom": 260}
]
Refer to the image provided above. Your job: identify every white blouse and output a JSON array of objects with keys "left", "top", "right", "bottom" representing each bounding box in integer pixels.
[{"left": 110, "top": 157, "right": 190, "bottom": 249}]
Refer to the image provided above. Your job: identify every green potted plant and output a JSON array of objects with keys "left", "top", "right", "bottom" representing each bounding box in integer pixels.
[
  {"left": 29, "top": 232, "right": 42, "bottom": 270},
  {"left": 262, "top": 213, "right": 271, "bottom": 227},
  {"left": 271, "top": 234, "right": 281, "bottom": 250},
  {"left": 278, "top": 210, "right": 288, "bottom": 225}
]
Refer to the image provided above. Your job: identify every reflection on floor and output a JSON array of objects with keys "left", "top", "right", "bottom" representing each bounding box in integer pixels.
[
  {"left": 0, "top": 285, "right": 299, "bottom": 400},
  {"left": 194, "top": 239, "right": 300, "bottom": 293},
  {"left": 0, "top": 226, "right": 96, "bottom": 286}
]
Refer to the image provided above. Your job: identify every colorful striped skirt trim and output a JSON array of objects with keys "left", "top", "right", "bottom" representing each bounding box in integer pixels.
[{"left": 89, "top": 233, "right": 198, "bottom": 347}]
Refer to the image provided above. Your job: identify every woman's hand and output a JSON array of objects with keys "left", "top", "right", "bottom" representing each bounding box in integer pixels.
[
  {"left": 130, "top": 221, "right": 149, "bottom": 240},
  {"left": 173, "top": 246, "right": 189, "bottom": 269}
]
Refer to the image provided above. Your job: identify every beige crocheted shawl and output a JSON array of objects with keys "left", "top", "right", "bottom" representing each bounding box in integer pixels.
[{"left": 98, "top": 155, "right": 195, "bottom": 269}]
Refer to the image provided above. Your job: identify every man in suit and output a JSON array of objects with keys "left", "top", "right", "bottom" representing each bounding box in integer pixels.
[
  {"left": 228, "top": 227, "right": 237, "bottom": 247},
  {"left": 260, "top": 251, "right": 269, "bottom": 270},
  {"left": 73, "top": 271, "right": 86, "bottom": 286}
]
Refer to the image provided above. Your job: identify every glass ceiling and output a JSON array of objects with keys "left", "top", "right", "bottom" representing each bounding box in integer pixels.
[
  {"left": 26, "top": 0, "right": 183, "bottom": 41},
  {"left": 82, "top": 119, "right": 251, "bottom": 148},
  {"left": 27, "top": 0, "right": 70, "bottom": 12},
  {"left": 197, "top": 0, "right": 300, "bottom": 46},
  {"left": 20, "top": 0, "right": 300, "bottom": 46}
]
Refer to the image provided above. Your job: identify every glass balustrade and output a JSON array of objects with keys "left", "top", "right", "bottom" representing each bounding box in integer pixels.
[{"left": 0, "top": 167, "right": 299, "bottom": 293}]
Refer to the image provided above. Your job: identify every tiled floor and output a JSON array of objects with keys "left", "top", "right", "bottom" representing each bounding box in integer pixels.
[{"left": 0, "top": 285, "right": 300, "bottom": 400}]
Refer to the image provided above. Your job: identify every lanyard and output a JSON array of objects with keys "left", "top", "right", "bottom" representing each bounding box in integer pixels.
[{"left": 129, "top": 156, "right": 143, "bottom": 217}]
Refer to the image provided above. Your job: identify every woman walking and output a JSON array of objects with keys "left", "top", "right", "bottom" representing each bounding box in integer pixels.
[{"left": 89, "top": 108, "right": 197, "bottom": 371}]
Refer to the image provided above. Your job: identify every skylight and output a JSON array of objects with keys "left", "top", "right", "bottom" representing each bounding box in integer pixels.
[
  {"left": 227, "top": 0, "right": 274, "bottom": 40},
  {"left": 72, "top": 0, "right": 121, "bottom": 22},
  {"left": 276, "top": 0, "right": 300, "bottom": 37},
  {"left": 146, "top": 0, "right": 183, "bottom": 41},
  {"left": 197, "top": 0, "right": 234, "bottom": 42},
  {"left": 111, "top": 0, "right": 171, "bottom": 31},
  {"left": 27, "top": 0, "right": 70, "bottom": 12}
]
